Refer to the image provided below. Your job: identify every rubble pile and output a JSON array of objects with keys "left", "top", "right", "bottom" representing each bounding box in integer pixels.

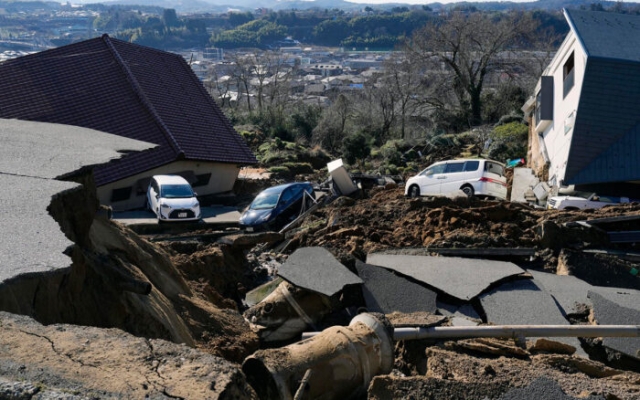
[{"left": 284, "top": 187, "right": 640, "bottom": 270}]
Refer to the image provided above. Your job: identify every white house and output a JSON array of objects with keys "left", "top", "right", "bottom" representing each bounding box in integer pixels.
[{"left": 523, "top": 9, "right": 640, "bottom": 198}]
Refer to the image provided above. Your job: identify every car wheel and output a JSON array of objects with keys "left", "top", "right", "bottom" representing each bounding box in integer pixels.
[
  {"left": 461, "top": 185, "right": 475, "bottom": 197},
  {"left": 408, "top": 185, "right": 420, "bottom": 198}
]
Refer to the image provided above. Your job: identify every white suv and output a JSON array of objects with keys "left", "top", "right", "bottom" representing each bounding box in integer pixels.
[
  {"left": 147, "top": 175, "right": 201, "bottom": 222},
  {"left": 405, "top": 159, "right": 508, "bottom": 200}
]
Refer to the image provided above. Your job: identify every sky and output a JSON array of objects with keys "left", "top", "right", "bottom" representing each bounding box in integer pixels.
[{"left": 345, "top": 0, "right": 534, "bottom": 3}]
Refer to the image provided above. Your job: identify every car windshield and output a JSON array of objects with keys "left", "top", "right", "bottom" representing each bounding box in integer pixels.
[
  {"left": 161, "top": 184, "right": 194, "bottom": 199},
  {"left": 250, "top": 192, "right": 281, "bottom": 210}
]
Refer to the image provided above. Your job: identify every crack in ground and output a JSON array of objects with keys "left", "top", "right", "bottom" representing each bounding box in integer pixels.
[
  {"left": 144, "top": 338, "right": 168, "bottom": 395},
  {"left": 18, "top": 329, "right": 87, "bottom": 368}
]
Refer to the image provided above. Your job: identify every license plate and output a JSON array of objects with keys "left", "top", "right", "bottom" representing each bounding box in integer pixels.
[
  {"left": 178, "top": 212, "right": 187, "bottom": 218},
  {"left": 246, "top": 227, "right": 254, "bottom": 232}
]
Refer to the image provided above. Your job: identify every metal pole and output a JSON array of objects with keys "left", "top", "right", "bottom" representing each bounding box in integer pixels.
[
  {"left": 393, "top": 325, "right": 640, "bottom": 341},
  {"left": 302, "top": 325, "right": 640, "bottom": 341}
]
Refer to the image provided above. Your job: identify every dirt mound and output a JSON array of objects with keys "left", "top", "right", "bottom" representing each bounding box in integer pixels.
[{"left": 284, "top": 187, "right": 640, "bottom": 270}]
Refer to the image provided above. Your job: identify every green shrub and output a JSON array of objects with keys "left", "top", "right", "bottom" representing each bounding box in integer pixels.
[
  {"left": 282, "top": 162, "right": 314, "bottom": 175},
  {"left": 487, "top": 122, "right": 528, "bottom": 162},
  {"left": 267, "top": 166, "right": 291, "bottom": 178},
  {"left": 379, "top": 140, "right": 403, "bottom": 166}
]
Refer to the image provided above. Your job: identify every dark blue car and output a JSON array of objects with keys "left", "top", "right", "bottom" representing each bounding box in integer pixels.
[{"left": 239, "top": 182, "right": 315, "bottom": 232}]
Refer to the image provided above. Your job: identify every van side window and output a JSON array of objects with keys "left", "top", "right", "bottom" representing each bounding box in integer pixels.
[
  {"left": 422, "top": 164, "right": 446, "bottom": 175},
  {"left": 444, "top": 162, "right": 465, "bottom": 173},
  {"left": 463, "top": 161, "right": 480, "bottom": 172},
  {"left": 485, "top": 162, "right": 505, "bottom": 177}
]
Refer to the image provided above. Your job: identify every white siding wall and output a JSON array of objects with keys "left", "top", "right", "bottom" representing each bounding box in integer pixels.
[
  {"left": 539, "top": 32, "right": 587, "bottom": 188},
  {"left": 97, "top": 161, "right": 240, "bottom": 211}
]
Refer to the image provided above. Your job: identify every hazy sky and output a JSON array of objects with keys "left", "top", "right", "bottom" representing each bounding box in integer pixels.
[{"left": 345, "top": 0, "right": 535, "bottom": 3}]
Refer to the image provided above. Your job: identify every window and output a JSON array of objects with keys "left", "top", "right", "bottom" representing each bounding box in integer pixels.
[
  {"left": 485, "top": 162, "right": 505, "bottom": 177},
  {"left": 423, "top": 164, "right": 446, "bottom": 176},
  {"left": 444, "top": 162, "right": 465, "bottom": 173},
  {"left": 535, "top": 76, "right": 553, "bottom": 122},
  {"left": 463, "top": 160, "right": 480, "bottom": 172},
  {"left": 111, "top": 186, "right": 132, "bottom": 202},
  {"left": 193, "top": 173, "right": 211, "bottom": 187},
  {"left": 563, "top": 52, "right": 575, "bottom": 98}
]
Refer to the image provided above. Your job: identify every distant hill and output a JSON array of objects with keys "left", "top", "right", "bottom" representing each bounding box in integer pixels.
[{"left": 43, "top": 0, "right": 639, "bottom": 13}]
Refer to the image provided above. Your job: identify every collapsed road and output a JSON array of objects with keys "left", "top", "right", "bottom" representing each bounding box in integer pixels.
[{"left": 1, "top": 118, "right": 640, "bottom": 399}]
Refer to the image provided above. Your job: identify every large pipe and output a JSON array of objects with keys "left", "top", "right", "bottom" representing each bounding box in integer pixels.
[
  {"left": 301, "top": 324, "right": 640, "bottom": 341},
  {"left": 242, "top": 313, "right": 394, "bottom": 400}
]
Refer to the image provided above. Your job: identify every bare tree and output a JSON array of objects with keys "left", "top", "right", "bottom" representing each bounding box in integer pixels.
[
  {"left": 312, "top": 93, "right": 352, "bottom": 153},
  {"left": 407, "top": 11, "right": 539, "bottom": 126},
  {"left": 228, "top": 52, "right": 254, "bottom": 112},
  {"left": 380, "top": 52, "right": 429, "bottom": 139}
]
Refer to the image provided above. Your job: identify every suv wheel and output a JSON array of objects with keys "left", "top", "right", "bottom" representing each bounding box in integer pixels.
[{"left": 408, "top": 185, "right": 420, "bottom": 198}]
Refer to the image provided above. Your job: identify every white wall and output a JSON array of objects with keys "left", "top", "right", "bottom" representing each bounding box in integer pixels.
[
  {"left": 538, "top": 32, "right": 587, "bottom": 189},
  {"left": 97, "top": 161, "right": 240, "bottom": 211}
]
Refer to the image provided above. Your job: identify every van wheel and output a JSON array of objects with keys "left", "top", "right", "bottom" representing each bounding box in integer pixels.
[
  {"left": 461, "top": 185, "right": 474, "bottom": 197},
  {"left": 408, "top": 185, "right": 420, "bottom": 198}
]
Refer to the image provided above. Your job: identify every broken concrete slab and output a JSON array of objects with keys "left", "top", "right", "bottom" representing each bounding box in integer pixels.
[
  {"left": 355, "top": 260, "right": 437, "bottom": 314},
  {"left": 437, "top": 302, "right": 482, "bottom": 324},
  {"left": 366, "top": 253, "right": 525, "bottom": 301},
  {"left": 479, "top": 279, "right": 585, "bottom": 356},
  {"left": 277, "top": 247, "right": 363, "bottom": 297},
  {"left": 527, "top": 269, "right": 594, "bottom": 316},
  {"left": 0, "top": 174, "right": 78, "bottom": 285},
  {"left": 588, "top": 290, "right": 640, "bottom": 360},
  {"left": 0, "top": 119, "right": 154, "bottom": 179},
  {"left": 0, "top": 119, "right": 155, "bottom": 285}
]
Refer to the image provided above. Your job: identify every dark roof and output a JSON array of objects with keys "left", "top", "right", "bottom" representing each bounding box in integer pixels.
[
  {"left": 566, "top": 9, "right": 640, "bottom": 63},
  {"left": 563, "top": 10, "right": 640, "bottom": 185},
  {"left": 0, "top": 35, "right": 256, "bottom": 186}
]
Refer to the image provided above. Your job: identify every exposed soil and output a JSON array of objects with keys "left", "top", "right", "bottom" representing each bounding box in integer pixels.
[
  {"left": 4, "top": 175, "right": 640, "bottom": 399},
  {"left": 155, "top": 181, "right": 640, "bottom": 399}
]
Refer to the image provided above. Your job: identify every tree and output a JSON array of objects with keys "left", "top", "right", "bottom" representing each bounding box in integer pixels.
[
  {"left": 380, "top": 53, "right": 424, "bottom": 139},
  {"left": 163, "top": 9, "right": 179, "bottom": 28},
  {"left": 312, "top": 94, "right": 352, "bottom": 153},
  {"left": 343, "top": 131, "right": 372, "bottom": 170},
  {"left": 407, "top": 11, "right": 539, "bottom": 126}
]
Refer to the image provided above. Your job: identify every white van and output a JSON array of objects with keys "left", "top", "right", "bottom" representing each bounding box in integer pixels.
[
  {"left": 147, "top": 175, "right": 201, "bottom": 222},
  {"left": 405, "top": 159, "right": 508, "bottom": 200}
]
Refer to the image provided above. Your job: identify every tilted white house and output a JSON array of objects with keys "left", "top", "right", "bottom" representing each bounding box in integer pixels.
[{"left": 523, "top": 9, "right": 640, "bottom": 198}]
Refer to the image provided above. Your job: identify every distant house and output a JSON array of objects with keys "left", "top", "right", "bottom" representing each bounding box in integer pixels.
[
  {"left": 523, "top": 9, "right": 640, "bottom": 198},
  {"left": 0, "top": 35, "right": 257, "bottom": 211}
]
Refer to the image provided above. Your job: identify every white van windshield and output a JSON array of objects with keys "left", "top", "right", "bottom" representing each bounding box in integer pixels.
[{"left": 161, "top": 184, "right": 194, "bottom": 198}]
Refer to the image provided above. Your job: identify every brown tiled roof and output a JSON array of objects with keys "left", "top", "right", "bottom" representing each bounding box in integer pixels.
[{"left": 0, "top": 35, "right": 256, "bottom": 186}]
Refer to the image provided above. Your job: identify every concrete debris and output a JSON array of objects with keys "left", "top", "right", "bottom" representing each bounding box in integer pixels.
[
  {"left": 277, "top": 247, "right": 363, "bottom": 297},
  {"left": 588, "top": 290, "right": 640, "bottom": 360},
  {"left": 355, "top": 260, "right": 437, "bottom": 314},
  {"left": 526, "top": 269, "right": 594, "bottom": 315},
  {"left": 366, "top": 253, "right": 525, "bottom": 301},
  {"left": 479, "top": 279, "right": 586, "bottom": 356}
]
